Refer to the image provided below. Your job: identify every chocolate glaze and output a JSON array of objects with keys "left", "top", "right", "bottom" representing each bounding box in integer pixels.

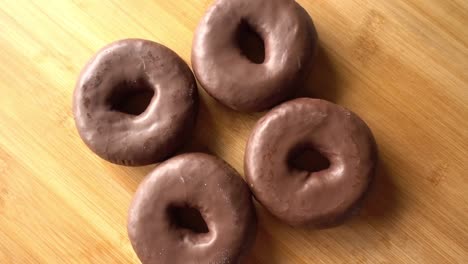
[
  {"left": 192, "top": 0, "right": 318, "bottom": 112},
  {"left": 73, "top": 39, "right": 198, "bottom": 166},
  {"left": 245, "top": 98, "right": 377, "bottom": 226},
  {"left": 128, "top": 153, "right": 257, "bottom": 264}
]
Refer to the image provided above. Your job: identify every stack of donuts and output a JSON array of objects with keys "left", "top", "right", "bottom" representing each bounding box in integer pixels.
[{"left": 73, "top": 0, "right": 377, "bottom": 263}]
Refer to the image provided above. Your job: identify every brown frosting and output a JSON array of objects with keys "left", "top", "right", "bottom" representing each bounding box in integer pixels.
[
  {"left": 244, "top": 98, "right": 377, "bottom": 226},
  {"left": 192, "top": 0, "right": 318, "bottom": 112},
  {"left": 128, "top": 153, "right": 257, "bottom": 264},
  {"left": 73, "top": 39, "right": 198, "bottom": 166}
]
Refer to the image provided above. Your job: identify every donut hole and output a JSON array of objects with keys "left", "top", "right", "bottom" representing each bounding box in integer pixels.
[
  {"left": 108, "top": 78, "right": 154, "bottom": 116},
  {"left": 236, "top": 19, "right": 265, "bottom": 64},
  {"left": 288, "top": 146, "right": 330, "bottom": 172},
  {"left": 167, "top": 204, "right": 209, "bottom": 234}
]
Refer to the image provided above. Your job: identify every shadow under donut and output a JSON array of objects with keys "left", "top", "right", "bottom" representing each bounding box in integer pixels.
[
  {"left": 350, "top": 158, "right": 402, "bottom": 228},
  {"left": 244, "top": 204, "right": 284, "bottom": 264},
  {"left": 292, "top": 5, "right": 344, "bottom": 103},
  {"left": 176, "top": 90, "right": 217, "bottom": 155},
  {"left": 294, "top": 44, "right": 344, "bottom": 103}
]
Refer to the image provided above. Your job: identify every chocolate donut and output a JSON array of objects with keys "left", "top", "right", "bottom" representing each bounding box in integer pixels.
[
  {"left": 245, "top": 98, "right": 377, "bottom": 226},
  {"left": 128, "top": 153, "right": 257, "bottom": 264},
  {"left": 192, "top": 0, "right": 317, "bottom": 112},
  {"left": 73, "top": 39, "right": 198, "bottom": 166}
]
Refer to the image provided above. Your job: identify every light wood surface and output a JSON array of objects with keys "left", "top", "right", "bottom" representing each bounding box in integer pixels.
[{"left": 0, "top": 0, "right": 467, "bottom": 263}]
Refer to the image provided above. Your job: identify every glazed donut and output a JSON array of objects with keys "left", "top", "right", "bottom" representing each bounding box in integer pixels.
[
  {"left": 244, "top": 98, "right": 377, "bottom": 226},
  {"left": 73, "top": 39, "right": 198, "bottom": 166},
  {"left": 128, "top": 153, "right": 257, "bottom": 264},
  {"left": 192, "top": 0, "right": 317, "bottom": 112}
]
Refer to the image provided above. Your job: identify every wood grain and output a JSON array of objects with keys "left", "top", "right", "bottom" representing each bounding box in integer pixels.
[{"left": 0, "top": 0, "right": 467, "bottom": 263}]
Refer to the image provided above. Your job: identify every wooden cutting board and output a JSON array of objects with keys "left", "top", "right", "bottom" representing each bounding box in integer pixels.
[{"left": 0, "top": 0, "right": 467, "bottom": 263}]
